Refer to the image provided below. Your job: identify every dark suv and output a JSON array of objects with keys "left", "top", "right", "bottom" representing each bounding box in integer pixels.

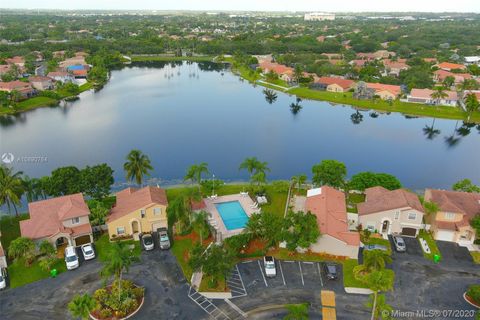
[{"left": 323, "top": 263, "right": 338, "bottom": 280}]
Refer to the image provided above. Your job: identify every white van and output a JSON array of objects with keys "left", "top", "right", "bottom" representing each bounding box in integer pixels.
[{"left": 65, "top": 246, "right": 79, "bottom": 270}]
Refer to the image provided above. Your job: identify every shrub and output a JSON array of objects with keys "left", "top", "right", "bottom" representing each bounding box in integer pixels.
[
  {"left": 467, "top": 285, "right": 480, "bottom": 305},
  {"left": 224, "top": 233, "right": 252, "bottom": 253},
  {"left": 99, "top": 308, "right": 112, "bottom": 318},
  {"left": 270, "top": 180, "right": 290, "bottom": 193},
  {"left": 93, "top": 288, "right": 109, "bottom": 304},
  {"left": 132, "top": 287, "right": 144, "bottom": 299}
]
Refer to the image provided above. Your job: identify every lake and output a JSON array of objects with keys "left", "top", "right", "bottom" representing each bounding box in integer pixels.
[{"left": 1, "top": 61, "right": 479, "bottom": 191}]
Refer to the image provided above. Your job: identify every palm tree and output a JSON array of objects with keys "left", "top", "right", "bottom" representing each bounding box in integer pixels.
[
  {"left": 263, "top": 89, "right": 278, "bottom": 104},
  {"left": 22, "top": 175, "right": 40, "bottom": 202},
  {"left": 68, "top": 294, "right": 97, "bottom": 320},
  {"left": 430, "top": 87, "right": 448, "bottom": 105},
  {"left": 0, "top": 165, "right": 25, "bottom": 216},
  {"left": 363, "top": 250, "right": 393, "bottom": 272},
  {"left": 366, "top": 294, "right": 392, "bottom": 320},
  {"left": 101, "top": 242, "right": 136, "bottom": 302},
  {"left": 123, "top": 150, "right": 154, "bottom": 186},
  {"left": 464, "top": 93, "right": 479, "bottom": 121},
  {"left": 284, "top": 303, "right": 309, "bottom": 320},
  {"left": 251, "top": 171, "right": 267, "bottom": 188},
  {"left": 239, "top": 157, "right": 270, "bottom": 179},
  {"left": 422, "top": 119, "right": 441, "bottom": 140},
  {"left": 8, "top": 237, "right": 36, "bottom": 266},
  {"left": 291, "top": 174, "right": 307, "bottom": 194},
  {"left": 184, "top": 162, "right": 209, "bottom": 191},
  {"left": 365, "top": 271, "right": 394, "bottom": 320},
  {"left": 423, "top": 201, "right": 439, "bottom": 218},
  {"left": 351, "top": 111, "right": 364, "bottom": 124}
]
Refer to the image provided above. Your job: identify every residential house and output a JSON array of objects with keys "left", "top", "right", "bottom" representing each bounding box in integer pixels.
[
  {"left": 0, "top": 81, "right": 35, "bottom": 98},
  {"left": 107, "top": 186, "right": 169, "bottom": 240},
  {"left": 47, "top": 71, "right": 74, "bottom": 83},
  {"left": 312, "top": 77, "right": 355, "bottom": 92},
  {"left": 366, "top": 83, "right": 402, "bottom": 100},
  {"left": 306, "top": 186, "right": 360, "bottom": 259},
  {"left": 349, "top": 59, "right": 368, "bottom": 69},
  {"left": 405, "top": 88, "right": 458, "bottom": 106},
  {"left": 424, "top": 189, "right": 479, "bottom": 245},
  {"left": 258, "top": 61, "right": 294, "bottom": 82},
  {"left": 383, "top": 59, "right": 409, "bottom": 77},
  {"left": 29, "top": 76, "right": 54, "bottom": 91},
  {"left": 20, "top": 193, "right": 93, "bottom": 248},
  {"left": 0, "top": 65, "right": 11, "bottom": 76},
  {"left": 5, "top": 56, "right": 25, "bottom": 68},
  {"left": 433, "top": 70, "right": 472, "bottom": 85},
  {"left": 358, "top": 187, "right": 424, "bottom": 237},
  {"left": 464, "top": 56, "right": 480, "bottom": 66},
  {"left": 436, "top": 62, "right": 466, "bottom": 71},
  {"left": 59, "top": 56, "right": 87, "bottom": 68}
]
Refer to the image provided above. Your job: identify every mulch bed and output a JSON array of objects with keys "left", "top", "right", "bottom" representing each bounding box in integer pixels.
[
  {"left": 90, "top": 284, "right": 144, "bottom": 320},
  {"left": 465, "top": 294, "right": 480, "bottom": 308}
]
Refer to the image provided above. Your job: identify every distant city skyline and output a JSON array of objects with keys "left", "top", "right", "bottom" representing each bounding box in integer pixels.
[{"left": 1, "top": 0, "right": 480, "bottom": 13}]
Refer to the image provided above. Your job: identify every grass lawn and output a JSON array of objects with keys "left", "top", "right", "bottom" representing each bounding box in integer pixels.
[
  {"left": 289, "top": 87, "right": 480, "bottom": 123},
  {"left": 347, "top": 192, "right": 366, "bottom": 213},
  {"left": 79, "top": 81, "right": 94, "bottom": 92},
  {"left": 268, "top": 247, "right": 347, "bottom": 263},
  {"left": 471, "top": 251, "right": 480, "bottom": 264},
  {"left": 261, "top": 188, "right": 289, "bottom": 217},
  {"left": 131, "top": 55, "right": 214, "bottom": 62},
  {"left": 342, "top": 259, "right": 368, "bottom": 288},
  {"left": 8, "top": 258, "right": 67, "bottom": 288},
  {"left": 171, "top": 237, "right": 194, "bottom": 282},
  {"left": 0, "top": 97, "right": 58, "bottom": 115},
  {"left": 418, "top": 230, "right": 442, "bottom": 261},
  {"left": 0, "top": 214, "right": 29, "bottom": 251},
  {"left": 95, "top": 233, "right": 141, "bottom": 262},
  {"left": 198, "top": 274, "right": 227, "bottom": 292}
]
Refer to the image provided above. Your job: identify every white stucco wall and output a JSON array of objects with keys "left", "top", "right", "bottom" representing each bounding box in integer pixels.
[{"left": 310, "top": 235, "right": 358, "bottom": 259}]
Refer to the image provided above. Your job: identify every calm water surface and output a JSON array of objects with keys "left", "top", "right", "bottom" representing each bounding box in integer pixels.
[{"left": 1, "top": 61, "right": 479, "bottom": 191}]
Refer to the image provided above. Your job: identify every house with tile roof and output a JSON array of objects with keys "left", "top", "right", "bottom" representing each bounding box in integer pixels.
[
  {"left": 20, "top": 193, "right": 93, "bottom": 248},
  {"left": 436, "top": 62, "right": 466, "bottom": 71},
  {"left": 366, "top": 83, "right": 402, "bottom": 100},
  {"left": 305, "top": 186, "right": 360, "bottom": 259},
  {"left": 358, "top": 187, "right": 424, "bottom": 237},
  {"left": 313, "top": 77, "right": 356, "bottom": 93},
  {"left": 433, "top": 69, "right": 472, "bottom": 85},
  {"left": 0, "top": 81, "right": 35, "bottom": 98},
  {"left": 405, "top": 88, "right": 459, "bottom": 106},
  {"left": 258, "top": 61, "right": 294, "bottom": 82},
  {"left": 382, "top": 59, "right": 409, "bottom": 77},
  {"left": 29, "top": 76, "right": 54, "bottom": 91},
  {"left": 424, "top": 189, "right": 479, "bottom": 244},
  {"left": 107, "top": 186, "right": 169, "bottom": 240}
]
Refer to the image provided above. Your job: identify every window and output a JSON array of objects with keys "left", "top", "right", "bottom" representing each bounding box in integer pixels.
[
  {"left": 408, "top": 212, "right": 417, "bottom": 220},
  {"left": 117, "top": 227, "right": 125, "bottom": 235},
  {"left": 154, "top": 208, "right": 161, "bottom": 216},
  {"left": 140, "top": 209, "right": 146, "bottom": 218},
  {"left": 445, "top": 212, "right": 455, "bottom": 220},
  {"left": 394, "top": 211, "right": 400, "bottom": 220},
  {"left": 71, "top": 217, "right": 80, "bottom": 225}
]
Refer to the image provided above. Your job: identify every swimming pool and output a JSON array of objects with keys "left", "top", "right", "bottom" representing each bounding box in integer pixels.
[{"left": 215, "top": 201, "right": 249, "bottom": 230}]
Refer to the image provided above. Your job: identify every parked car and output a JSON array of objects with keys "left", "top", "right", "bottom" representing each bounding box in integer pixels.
[
  {"left": 393, "top": 236, "right": 406, "bottom": 252},
  {"left": 142, "top": 233, "right": 154, "bottom": 251},
  {"left": 323, "top": 263, "right": 338, "bottom": 280},
  {"left": 64, "top": 246, "right": 79, "bottom": 270},
  {"left": 158, "top": 228, "right": 170, "bottom": 250},
  {"left": 0, "top": 268, "right": 7, "bottom": 290},
  {"left": 81, "top": 243, "right": 95, "bottom": 260},
  {"left": 263, "top": 256, "right": 276, "bottom": 277},
  {"left": 364, "top": 244, "right": 388, "bottom": 251}
]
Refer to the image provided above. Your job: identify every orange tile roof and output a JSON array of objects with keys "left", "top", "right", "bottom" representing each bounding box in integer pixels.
[
  {"left": 366, "top": 83, "right": 401, "bottom": 96},
  {"left": 258, "top": 61, "right": 294, "bottom": 75},
  {"left": 0, "top": 80, "right": 32, "bottom": 91},
  {"left": 437, "top": 62, "right": 466, "bottom": 70},
  {"left": 20, "top": 193, "right": 90, "bottom": 240},
  {"left": 425, "top": 189, "right": 480, "bottom": 221},
  {"left": 358, "top": 187, "right": 424, "bottom": 216},
  {"left": 316, "top": 77, "right": 355, "bottom": 90},
  {"left": 108, "top": 186, "right": 168, "bottom": 222},
  {"left": 409, "top": 88, "right": 458, "bottom": 101},
  {"left": 306, "top": 186, "right": 360, "bottom": 246}
]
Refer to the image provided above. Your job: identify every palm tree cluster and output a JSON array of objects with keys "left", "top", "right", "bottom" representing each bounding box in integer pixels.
[{"left": 239, "top": 157, "right": 270, "bottom": 189}]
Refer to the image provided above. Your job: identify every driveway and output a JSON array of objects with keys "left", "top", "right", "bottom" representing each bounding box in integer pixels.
[
  {"left": 436, "top": 241, "right": 474, "bottom": 266},
  {"left": 0, "top": 250, "right": 205, "bottom": 320}
]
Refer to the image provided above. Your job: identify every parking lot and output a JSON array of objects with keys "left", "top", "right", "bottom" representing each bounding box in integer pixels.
[{"left": 233, "top": 258, "right": 344, "bottom": 295}]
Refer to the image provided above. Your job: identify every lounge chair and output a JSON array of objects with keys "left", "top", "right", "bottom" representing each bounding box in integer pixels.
[
  {"left": 261, "top": 196, "right": 268, "bottom": 204},
  {"left": 251, "top": 202, "right": 258, "bottom": 209}
]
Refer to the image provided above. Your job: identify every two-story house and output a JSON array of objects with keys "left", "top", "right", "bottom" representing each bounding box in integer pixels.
[
  {"left": 20, "top": 193, "right": 93, "bottom": 248},
  {"left": 424, "top": 189, "right": 479, "bottom": 244},
  {"left": 358, "top": 187, "right": 425, "bottom": 237},
  {"left": 107, "top": 186, "right": 169, "bottom": 240}
]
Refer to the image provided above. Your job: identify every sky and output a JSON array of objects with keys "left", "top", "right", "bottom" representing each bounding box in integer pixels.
[{"left": 2, "top": 0, "right": 480, "bottom": 13}]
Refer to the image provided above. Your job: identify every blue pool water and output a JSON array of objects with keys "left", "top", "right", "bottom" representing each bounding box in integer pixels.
[{"left": 215, "top": 201, "right": 249, "bottom": 230}]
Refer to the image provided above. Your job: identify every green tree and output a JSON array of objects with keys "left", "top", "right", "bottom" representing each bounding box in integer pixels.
[
  {"left": 470, "top": 215, "right": 480, "bottom": 237},
  {"left": 430, "top": 87, "right": 448, "bottom": 105},
  {"left": 452, "top": 179, "right": 480, "bottom": 193},
  {"left": 349, "top": 172, "right": 401, "bottom": 191},
  {"left": 312, "top": 160, "right": 347, "bottom": 188},
  {"left": 47, "top": 166, "right": 81, "bottom": 196},
  {"left": 464, "top": 93, "right": 479, "bottom": 120},
  {"left": 89, "top": 201, "right": 109, "bottom": 226},
  {"left": 202, "top": 244, "right": 236, "bottom": 289},
  {"left": 68, "top": 294, "right": 98, "bottom": 320},
  {"left": 79, "top": 164, "right": 114, "bottom": 199},
  {"left": 184, "top": 162, "right": 209, "bottom": 191},
  {"left": 363, "top": 250, "right": 393, "bottom": 272},
  {"left": 100, "top": 242, "right": 136, "bottom": 303},
  {"left": 442, "top": 75, "right": 455, "bottom": 88},
  {"left": 366, "top": 294, "right": 392, "bottom": 320},
  {"left": 245, "top": 211, "right": 284, "bottom": 246},
  {"left": 22, "top": 176, "right": 41, "bottom": 203},
  {"left": 8, "top": 237, "right": 36, "bottom": 266},
  {"left": 0, "top": 165, "right": 25, "bottom": 215},
  {"left": 423, "top": 201, "right": 439, "bottom": 218},
  {"left": 39, "top": 240, "right": 55, "bottom": 256},
  {"left": 362, "top": 270, "right": 395, "bottom": 320},
  {"left": 291, "top": 174, "right": 307, "bottom": 194},
  {"left": 282, "top": 211, "right": 320, "bottom": 250},
  {"left": 192, "top": 211, "right": 211, "bottom": 243},
  {"left": 124, "top": 150, "right": 154, "bottom": 186},
  {"left": 284, "top": 303, "right": 309, "bottom": 320}
]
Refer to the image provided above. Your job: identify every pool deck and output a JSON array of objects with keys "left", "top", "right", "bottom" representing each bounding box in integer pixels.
[{"left": 203, "top": 194, "right": 260, "bottom": 239}]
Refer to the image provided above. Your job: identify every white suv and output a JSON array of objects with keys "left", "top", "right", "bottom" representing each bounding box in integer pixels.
[
  {"left": 263, "top": 256, "right": 276, "bottom": 277},
  {"left": 65, "top": 246, "right": 79, "bottom": 270}
]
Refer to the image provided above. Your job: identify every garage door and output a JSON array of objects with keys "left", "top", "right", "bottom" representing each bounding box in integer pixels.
[
  {"left": 436, "top": 230, "right": 455, "bottom": 242},
  {"left": 152, "top": 221, "right": 167, "bottom": 232},
  {"left": 401, "top": 227, "right": 417, "bottom": 237},
  {"left": 74, "top": 235, "right": 91, "bottom": 246}
]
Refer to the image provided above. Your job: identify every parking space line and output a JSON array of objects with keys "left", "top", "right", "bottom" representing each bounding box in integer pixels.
[
  {"left": 298, "top": 261, "right": 305, "bottom": 286},
  {"left": 257, "top": 260, "right": 268, "bottom": 287},
  {"left": 317, "top": 262, "right": 323, "bottom": 287},
  {"left": 241, "top": 260, "right": 252, "bottom": 263},
  {"left": 284, "top": 260, "right": 294, "bottom": 263},
  {"left": 302, "top": 261, "right": 314, "bottom": 264},
  {"left": 278, "top": 261, "right": 286, "bottom": 286}
]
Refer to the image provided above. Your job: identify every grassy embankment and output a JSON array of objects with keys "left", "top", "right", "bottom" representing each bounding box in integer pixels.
[{"left": 130, "top": 55, "right": 215, "bottom": 62}]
